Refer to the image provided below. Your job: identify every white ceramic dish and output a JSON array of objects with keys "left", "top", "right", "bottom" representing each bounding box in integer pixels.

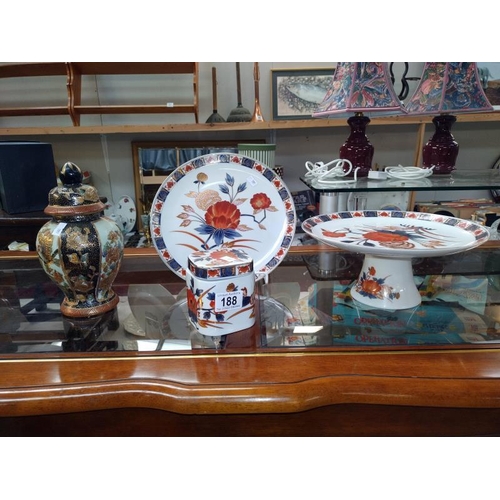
[
  {"left": 116, "top": 195, "right": 137, "bottom": 233},
  {"left": 150, "top": 153, "right": 296, "bottom": 279},
  {"left": 302, "top": 210, "right": 489, "bottom": 258},
  {"left": 302, "top": 211, "right": 490, "bottom": 310}
]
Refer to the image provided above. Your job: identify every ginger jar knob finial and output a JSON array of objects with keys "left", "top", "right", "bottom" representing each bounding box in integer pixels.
[{"left": 59, "top": 161, "right": 83, "bottom": 185}]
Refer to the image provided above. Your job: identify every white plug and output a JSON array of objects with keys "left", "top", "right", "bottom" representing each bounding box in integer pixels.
[{"left": 368, "top": 171, "right": 388, "bottom": 180}]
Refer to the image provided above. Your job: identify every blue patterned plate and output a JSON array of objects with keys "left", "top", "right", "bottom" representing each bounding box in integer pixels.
[
  {"left": 150, "top": 153, "right": 296, "bottom": 279},
  {"left": 302, "top": 210, "right": 490, "bottom": 259}
]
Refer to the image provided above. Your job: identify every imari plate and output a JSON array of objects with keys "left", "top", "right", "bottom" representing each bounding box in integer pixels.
[
  {"left": 150, "top": 153, "right": 296, "bottom": 279},
  {"left": 302, "top": 211, "right": 490, "bottom": 259},
  {"left": 302, "top": 211, "right": 490, "bottom": 309}
]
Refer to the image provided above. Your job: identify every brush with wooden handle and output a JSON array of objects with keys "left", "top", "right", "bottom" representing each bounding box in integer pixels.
[
  {"left": 206, "top": 66, "right": 225, "bottom": 123},
  {"left": 227, "top": 62, "right": 251, "bottom": 122}
]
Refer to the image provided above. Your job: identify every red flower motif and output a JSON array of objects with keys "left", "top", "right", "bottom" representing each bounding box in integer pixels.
[
  {"left": 323, "top": 229, "right": 347, "bottom": 238},
  {"left": 363, "top": 231, "right": 408, "bottom": 243},
  {"left": 209, "top": 249, "right": 236, "bottom": 260},
  {"left": 187, "top": 288, "right": 197, "bottom": 317},
  {"left": 360, "top": 279, "right": 382, "bottom": 295},
  {"left": 250, "top": 193, "right": 272, "bottom": 211},
  {"left": 205, "top": 201, "right": 241, "bottom": 229}
]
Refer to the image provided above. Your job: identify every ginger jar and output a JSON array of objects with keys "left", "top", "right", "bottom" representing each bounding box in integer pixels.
[
  {"left": 36, "top": 162, "right": 124, "bottom": 318},
  {"left": 185, "top": 248, "right": 255, "bottom": 336}
]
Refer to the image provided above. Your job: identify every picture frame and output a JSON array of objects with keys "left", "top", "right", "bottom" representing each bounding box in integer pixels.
[
  {"left": 271, "top": 68, "right": 334, "bottom": 120},
  {"left": 477, "top": 62, "right": 500, "bottom": 107}
]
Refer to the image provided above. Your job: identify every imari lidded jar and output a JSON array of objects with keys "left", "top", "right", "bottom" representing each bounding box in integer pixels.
[
  {"left": 36, "top": 162, "right": 124, "bottom": 318},
  {"left": 185, "top": 248, "right": 255, "bottom": 336}
]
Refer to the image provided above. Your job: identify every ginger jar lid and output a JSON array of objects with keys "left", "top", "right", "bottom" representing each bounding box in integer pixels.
[
  {"left": 188, "top": 248, "right": 254, "bottom": 280},
  {"left": 45, "top": 161, "right": 105, "bottom": 216}
]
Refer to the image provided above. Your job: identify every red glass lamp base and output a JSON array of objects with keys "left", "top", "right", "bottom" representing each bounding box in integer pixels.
[
  {"left": 339, "top": 114, "right": 374, "bottom": 178},
  {"left": 422, "top": 114, "right": 459, "bottom": 175}
]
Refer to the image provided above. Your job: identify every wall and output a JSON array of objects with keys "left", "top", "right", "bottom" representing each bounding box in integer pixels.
[{"left": 0, "top": 62, "right": 498, "bottom": 211}]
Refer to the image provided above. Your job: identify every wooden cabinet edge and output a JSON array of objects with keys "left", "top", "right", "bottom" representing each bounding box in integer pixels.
[{"left": 2, "top": 373, "right": 500, "bottom": 417}]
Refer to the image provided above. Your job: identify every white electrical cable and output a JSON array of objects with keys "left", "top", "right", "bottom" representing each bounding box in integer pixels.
[
  {"left": 385, "top": 165, "right": 434, "bottom": 180},
  {"left": 304, "top": 158, "right": 359, "bottom": 185}
]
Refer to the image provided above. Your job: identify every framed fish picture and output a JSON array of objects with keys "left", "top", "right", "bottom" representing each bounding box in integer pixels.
[
  {"left": 271, "top": 68, "right": 335, "bottom": 120},
  {"left": 477, "top": 62, "right": 500, "bottom": 108}
]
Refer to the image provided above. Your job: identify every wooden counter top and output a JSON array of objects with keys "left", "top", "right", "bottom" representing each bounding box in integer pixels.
[{"left": 2, "top": 248, "right": 500, "bottom": 435}]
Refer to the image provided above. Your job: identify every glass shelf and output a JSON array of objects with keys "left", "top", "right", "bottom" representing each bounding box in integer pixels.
[
  {"left": 2, "top": 248, "right": 500, "bottom": 356},
  {"left": 300, "top": 168, "right": 500, "bottom": 193}
]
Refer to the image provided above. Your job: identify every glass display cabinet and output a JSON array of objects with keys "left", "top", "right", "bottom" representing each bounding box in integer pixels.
[
  {"left": 2, "top": 243, "right": 500, "bottom": 436},
  {"left": 301, "top": 168, "right": 500, "bottom": 212}
]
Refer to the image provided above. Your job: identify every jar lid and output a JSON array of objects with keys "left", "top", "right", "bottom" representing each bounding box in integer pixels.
[
  {"left": 188, "top": 248, "right": 254, "bottom": 280},
  {"left": 45, "top": 162, "right": 105, "bottom": 216}
]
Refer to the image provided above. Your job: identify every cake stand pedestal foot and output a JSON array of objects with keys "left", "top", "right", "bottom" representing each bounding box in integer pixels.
[{"left": 350, "top": 255, "right": 421, "bottom": 310}]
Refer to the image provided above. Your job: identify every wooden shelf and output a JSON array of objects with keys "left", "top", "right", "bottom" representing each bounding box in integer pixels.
[
  {"left": 0, "top": 106, "right": 69, "bottom": 118},
  {"left": 1, "top": 111, "right": 499, "bottom": 136},
  {"left": 0, "top": 62, "right": 67, "bottom": 78},
  {"left": 0, "top": 62, "right": 199, "bottom": 127},
  {"left": 68, "top": 62, "right": 197, "bottom": 75},
  {"left": 0, "top": 62, "right": 498, "bottom": 135},
  {"left": 73, "top": 104, "right": 198, "bottom": 115}
]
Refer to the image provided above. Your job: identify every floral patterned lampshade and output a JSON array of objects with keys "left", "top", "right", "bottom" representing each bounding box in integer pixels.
[
  {"left": 405, "top": 62, "right": 493, "bottom": 175},
  {"left": 313, "top": 62, "right": 406, "bottom": 117},
  {"left": 405, "top": 62, "right": 493, "bottom": 115},
  {"left": 312, "top": 62, "right": 405, "bottom": 178}
]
